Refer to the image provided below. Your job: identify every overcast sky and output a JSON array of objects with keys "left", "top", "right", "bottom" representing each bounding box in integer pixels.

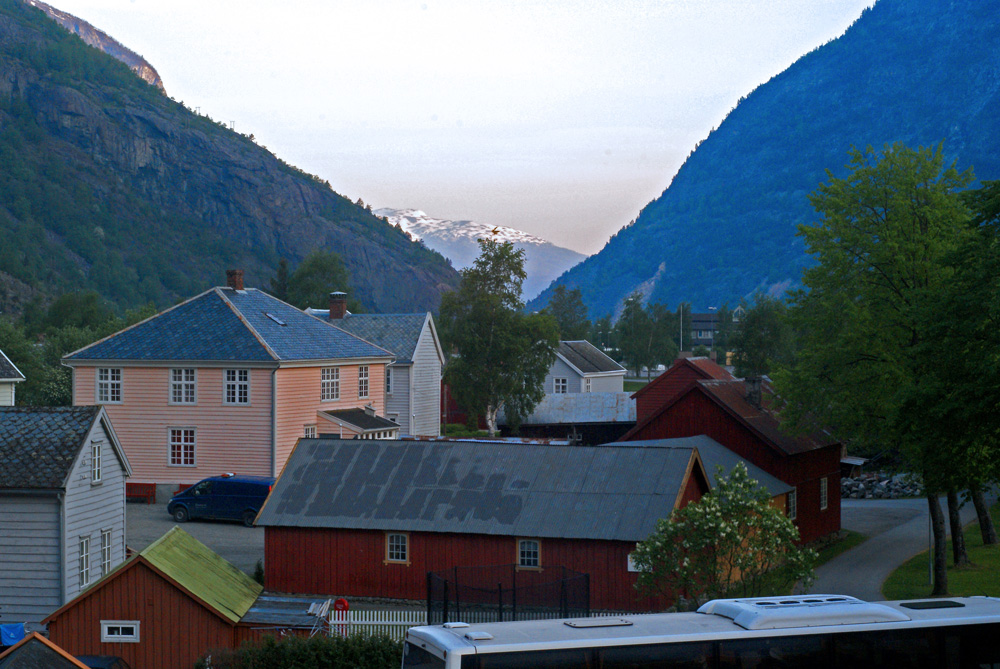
[{"left": 52, "top": 0, "right": 874, "bottom": 255}]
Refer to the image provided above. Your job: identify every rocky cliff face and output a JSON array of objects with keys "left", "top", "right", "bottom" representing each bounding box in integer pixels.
[
  {"left": 23, "top": 0, "right": 164, "bottom": 91},
  {"left": 0, "top": 1, "right": 459, "bottom": 313}
]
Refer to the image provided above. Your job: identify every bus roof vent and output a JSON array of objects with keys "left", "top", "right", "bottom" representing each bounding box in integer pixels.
[
  {"left": 698, "top": 595, "right": 911, "bottom": 630},
  {"left": 465, "top": 631, "right": 494, "bottom": 641},
  {"left": 442, "top": 622, "right": 469, "bottom": 629},
  {"left": 900, "top": 600, "right": 965, "bottom": 610},
  {"left": 564, "top": 618, "right": 633, "bottom": 629}
]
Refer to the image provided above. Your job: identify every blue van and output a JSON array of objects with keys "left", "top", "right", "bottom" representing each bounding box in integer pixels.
[{"left": 167, "top": 474, "right": 275, "bottom": 527}]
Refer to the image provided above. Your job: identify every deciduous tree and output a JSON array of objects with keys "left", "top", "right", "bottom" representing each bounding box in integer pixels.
[
  {"left": 545, "top": 285, "right": 590, "bottom": 340},
  {"left": 285, "top": 250, "right": 362, "bottom": 312},
  {"left": 731, "top": 295, "right": 795, "bottom": 379}
]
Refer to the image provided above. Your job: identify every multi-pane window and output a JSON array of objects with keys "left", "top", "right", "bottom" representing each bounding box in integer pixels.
[
  {"left": 224, "top": 369, "right": 250, "bottom": 405},
  {"left": 79, "top": 536, "right": 91, "bottom": 587},
  {"left": 820, "top": 477, "right": 828, "bottom": 511},
  {"left": 553, "top": 378, "right": 568, "bottom": 394},
  {"left": 101, "top": 529, "right": 112, "bottom": 576},
  {"left": 169, "top": 428, "right": 196, "bottom": 466},
  {"left": 386, "top": 367, "right": 392, "bottom": 395},
  {"left": 321, "top": 367, "right": 340, "bottom": 401},
  {"left": 387, "top": 533, "right": 408, "bottom": 562},
  {"left": 788, "top": 488, "right": 798, "bottom": 520},
  {"left": 101, "top": 621, "right": 139, "bottom": 643},
  {"left": 97, "top": 368, "right": 121, "bottom": 403},
  {"left": 304, "top": 425, "right": 317, "bottom": 438},
  {"left": 91, "top": 440, "right": 102, "bottom": 483},
  {"left": 518, "top": 539, "right": 540, "bottom": 568},
  {"left": 584, "top": 378, "right": 592, "bottom": 393},
  {"left": 358, "top": 366, "right": 369, "bottom": 399},
  {"left": 170, "top": 368, "right": 196, "bottom": 404}
]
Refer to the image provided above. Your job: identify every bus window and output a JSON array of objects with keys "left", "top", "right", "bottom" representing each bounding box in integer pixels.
[
  {"left": 718, "top": 634, "right": 831, "bottom": 669},
  {"left": 596, "top": 641, "right": 713, "bottom": 668},
  {"left": 834, "top": 629, "right": 938, "bottom": 668},
  {"left": 403, "top": 642, "right": 446, "bottom": 669},
  {"left": 955, "top": 623, "right": 1000, "bottom": 668},
  {"left": 467, "top": 648, "right": 592, "bottom": 668}
]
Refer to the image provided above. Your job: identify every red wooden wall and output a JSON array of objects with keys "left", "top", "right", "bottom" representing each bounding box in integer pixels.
[
  {"left": 265, "top": 469, "right": 708, "bottom": 612},
  {"left": 635, "top": 367, "right": 705, "bottom": 423},
  {"left": 626, "top": 391, "right": 841, "bottom": 544},
  {"left": 46, "top": 561, "right": 239, "bottom": 669}
]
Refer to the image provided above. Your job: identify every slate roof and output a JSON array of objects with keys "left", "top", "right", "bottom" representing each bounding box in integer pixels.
[
  {"left": 0, "top": 633, "right": 89, "bottom": 669},
  {"left": 64, "top": 288, "right": 393, "bottom": 363},
  {"left": 320, "top": 408, "right": 400, "bottom": 432},
  {"left": 558, "top": 341, "right": 625, "bottom": 375},
  {"left": 612, "top": 436, "right": 792, "bottom": 497},
  {"left": 332, "top": 313, "right": 429, "bottom": 363},
  {"left": 0, "top": 406, "right": 101, "bottom": 489},
  {"left": 256, "top": 438, "right": 705, "bottom": 542},
  {"left": 0, "top": 349, "right": 25, "bottom": 381}
]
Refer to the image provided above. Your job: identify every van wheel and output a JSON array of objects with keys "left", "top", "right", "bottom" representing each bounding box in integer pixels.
[
  {"left": 242, "top": 510, "right": 257, "bottom": 528},
  {"left": 172, "top": 507, "right": 189, "bottom": 523}
]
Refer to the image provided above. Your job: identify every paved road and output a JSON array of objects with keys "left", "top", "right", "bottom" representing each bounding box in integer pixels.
[
  {"left": 126, "top": 500, "right": 264, "bottom": 574},
  {"left": 811, "top": 496, "right": 984, "bottom": 601}
]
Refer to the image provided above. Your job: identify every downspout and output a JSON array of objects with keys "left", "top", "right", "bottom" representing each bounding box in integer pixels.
[
  {"left": 270, "top": 368, "right": 277, "bottom": 478},
  {"left": 58, "top": 491, "right": 65, "bottom": 604}
]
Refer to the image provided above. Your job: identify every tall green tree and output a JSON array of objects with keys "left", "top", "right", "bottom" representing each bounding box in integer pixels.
[
  {"left": 647, "top": 303, "right": 679, "bottom": 372},
  {"left": 545, "top": 285, "right": 590, "bottom": 340},
  {"left": 775, "top": 143, "right": 974, "bottom": 595},
  {"left": 438, "top": 240, "right": 558, "bottom": 436},
  {"left": 269, "top": 258, "right": 290, "bottom": 301},
  {"left": 285, "top": 250, "right": 362, "bottom": 312},
  {"left": 731, "top": 295, "right": 796, "bottom": 378},
  {"left": 616, "top": 292, "right": 654, "bottom": 376}
]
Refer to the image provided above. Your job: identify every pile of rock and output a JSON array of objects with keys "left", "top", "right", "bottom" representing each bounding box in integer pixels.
[{"left": 841, "top": 473, "right": 923, "bottom": 499}]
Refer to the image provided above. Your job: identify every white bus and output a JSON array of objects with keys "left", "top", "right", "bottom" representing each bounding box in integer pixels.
[{"left": 402, "top": 594, "right": 1000, "bottom": 668}]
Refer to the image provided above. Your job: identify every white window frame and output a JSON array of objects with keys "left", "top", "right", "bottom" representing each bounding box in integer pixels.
[
  {"left": 224, "top": 368, "right": 250, "bottom": 405},
  {"left": 101, "top": 620, "right": 140, "bottom": 643},
  {"left": 321, "top": 367, "right": 340, "bottom": 401},
  {"left": 820, "top": 477, "right": 828, "bottom": 511},
  {"left": 91, "top": 440, "right": 102, "bottom": 484},
  {"left": 386, "top": 532, "right": 409, "bottom": 563},
  {"left": 168, "top": 428, "right": 196, "bottom": 467},
  {"left": 169, "top": 368, "right": 197, "bottom": 405},
  {"left": 553, "top": 377, "right": 568, "bottom": 394},
  {"left": 518, "top": 538, "right": 541, "bottom": 569},
  {"left": 304, "top": 424, "right": 317, "bottom": 438},
  {"left": 358, "top": 366, "right": 369, "bottom": 399},
  {"left": 788, "top": 487, "right": 798, "bottom": 520},
  {"left": 96, "top": 368, "right": 122, "bottom": 404},
  {"left": 79, "top": 536, "right": 91, "bottom": 587},
  {"left": 584, "top": 378, "right": 592, "bottom": 393},
  {"left": 101, "top": 529, "right": 112, "bottom": 576},
  {"left": 386, "top": 366, "right": 392, "bottom": 395},
  {"left": 627, "top": 552, "right": 641, "bottom": 573}
]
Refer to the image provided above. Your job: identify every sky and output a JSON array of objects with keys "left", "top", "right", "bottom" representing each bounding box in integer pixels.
[{"left": 50, "top": 0, "right": 875, "bottom": 255}]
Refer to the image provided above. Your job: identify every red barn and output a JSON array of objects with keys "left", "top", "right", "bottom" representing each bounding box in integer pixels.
[
  {"left": 258, "top": 437, "right": 791, "bottom": 612},
  {"left": 632, "top": 357, "right": 735, "bottom": 424},
  {"left": 621, "top": 377, "right": 841, "bottom": 544}
]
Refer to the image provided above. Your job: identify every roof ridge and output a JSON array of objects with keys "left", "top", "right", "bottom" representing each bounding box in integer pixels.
[
  {"left": 215, "top": 288, "right": 281, "bottom": 361},
  {"left": 0, "top": 347, "right": 25, "bottom": 380},
  {"left": 296, "top": 300, "right": 396, "bottom": 359}
]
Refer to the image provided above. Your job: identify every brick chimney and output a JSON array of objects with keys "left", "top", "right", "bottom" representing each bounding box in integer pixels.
[
  {"left": 226, "top": 269, "right": 244, "bottom": 291},
  {"left": 328, "top": 292, "right": 347, "bottom": 320},
  {"left": 745, "top": 377, "right": 762, "bottom": 409}
]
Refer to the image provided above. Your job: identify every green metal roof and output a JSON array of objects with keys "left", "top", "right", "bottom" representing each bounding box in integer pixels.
[{"left": 140, "top": 527, "right": 262, "bottom": 624}]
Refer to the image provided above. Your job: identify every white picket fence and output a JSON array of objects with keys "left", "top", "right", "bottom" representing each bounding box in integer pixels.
[{"left": 327, "top": 609, "right": 628, "bottom": 642}]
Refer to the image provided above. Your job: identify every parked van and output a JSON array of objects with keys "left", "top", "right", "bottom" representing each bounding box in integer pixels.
[{"left": 167, "top": 474, "right": 275, "bottom": 527}]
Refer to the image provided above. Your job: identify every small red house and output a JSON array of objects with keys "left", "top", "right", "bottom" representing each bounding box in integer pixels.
[
  {"left": 621, "top": 376, "right": 841, "bottom": 544},
  {"left": 632, "top": 357, "right": 735, "bottom": 424}
]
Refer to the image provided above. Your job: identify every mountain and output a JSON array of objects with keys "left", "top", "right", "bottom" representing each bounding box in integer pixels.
[
  {"left": 0, "top": 0, "right": 459, "bottom": 315},
  {"left": 528, "top": 0, "right": 1000, "bottom": 317},
  {"left": 23, "top": 0, "right": 164, "bottom": 91},
  {"left": 375, "top": 208, "right": 587, "bottom": 300}
]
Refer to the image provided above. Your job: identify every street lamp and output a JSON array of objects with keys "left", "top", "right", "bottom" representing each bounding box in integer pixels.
[{"left": 708, "top": 306, "right": 717, "bottom": 356}]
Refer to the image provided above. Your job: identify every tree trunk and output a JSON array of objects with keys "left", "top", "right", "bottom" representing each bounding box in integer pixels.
[
  {"left": 970, "top": 483, "right": 998, "bottom": 545},
  {"left": 946, "top": 490, "right": 970, "bottom": 567},
  {"left": 928, "top": 493, "right": 949, "bottom": 596},
  {"left": 485, "top": 405, "right": 499, "bottom": 437}
]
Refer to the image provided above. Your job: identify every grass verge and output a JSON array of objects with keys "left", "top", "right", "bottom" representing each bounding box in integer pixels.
[
  {"left": 882, "top": 504, "right": 1000, "bottom": 600},
  {"left": 814, "top": 530, "right": 868, "bottom": 568},
  {"left": 623, "top": 380, "right": 648, "bottom": 392}
]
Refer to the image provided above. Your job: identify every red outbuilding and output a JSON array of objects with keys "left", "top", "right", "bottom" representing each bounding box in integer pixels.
[
  {"left": 621, "top": 375, "right": 841, "bottom": 544},
  {"left": 632, "top": 356, "right": 735, "bottom": 424}
]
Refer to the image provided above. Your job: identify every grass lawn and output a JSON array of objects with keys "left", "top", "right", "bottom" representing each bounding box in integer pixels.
[
  {"left": 814, "top": 530, "right": 868, "bottom": 567},
  {"left": 882, "top": 505, "right": 1000, "bottom": 600},
  {"left": 623, "top": 380, "right": 648, "bottom": 392}
]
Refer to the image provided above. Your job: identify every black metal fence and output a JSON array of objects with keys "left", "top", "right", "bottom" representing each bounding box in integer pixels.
[{"left": 427, "top": 564, "right": 590, "bottom": 624}]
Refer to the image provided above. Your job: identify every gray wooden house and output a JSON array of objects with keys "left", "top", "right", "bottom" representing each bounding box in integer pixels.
[
  {"left": 312, "top": 297, "right": 445, "bottom": 437},
  {"left": 0, "top": 349, "right": 25, "bottom": 406},
  {"left": 0, "top": 406, "right": 131, "bottom": 624},
  {"left": 545, "top": 341, "right": 626, "bottom": 394}
]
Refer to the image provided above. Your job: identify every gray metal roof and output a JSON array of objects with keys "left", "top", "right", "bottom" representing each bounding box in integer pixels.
[
  {"left": 558, "top": 341, "right": 625, "bottom": 375},
  {"left": 332, "top": 313, "right": 429, "bottom": 363},
  {"left": 256, "top": 438, "right": 705, "bottom": 541},
  {"left": 0, "top": 406, "right": 101, "bottom": 489},
  {"left": 320, "top": 408, "right": 400, "bottom": 432},
  {"left": 609, "top": 436, "right": 793, "bottom": 497},
  {"left": 0, "top": 348, "right": 25, "bottom": 381}
]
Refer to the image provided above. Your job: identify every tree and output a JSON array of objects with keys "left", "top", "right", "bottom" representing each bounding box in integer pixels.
[
  {"left": 438, "top": 239, "right": 558, "bottom": 436},
  {"left": 632, "top": 462, "right": 816, "bottom": 608},
  {"left": 775, "top": 143, "right": 974, "bottom": 594},
  {"left": 285, "top": 250, "right": 362, "bottom": 312},
  {"left": 616, "top": 292, "right": 653, "bottom": 376},
  {"left": 731, "top": 295, "right": 796, "bottom": 378},
  {"left": 269, "top": 258, "right": 289, "bottom": 301},
  {"left": 647, "top": 303, "right": 679, "bottom": 372},
  {"left": 545, "top": 285, "right": 590, "bottom": 340}
]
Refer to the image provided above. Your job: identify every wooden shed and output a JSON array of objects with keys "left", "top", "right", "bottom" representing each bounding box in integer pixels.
[
  {"left": 621, "top": 378, "right": 841, "bottom": 544},
  {"left": 632, "top": 357, "right": 734, "bottom": 424}
]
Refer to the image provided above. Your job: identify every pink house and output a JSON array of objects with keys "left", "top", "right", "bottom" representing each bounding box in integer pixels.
[{"left": 63, "top": 271, "right": 396, "bottom": 500}]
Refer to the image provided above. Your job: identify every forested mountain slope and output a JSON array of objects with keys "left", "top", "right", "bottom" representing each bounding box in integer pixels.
[
  {"left": 0, "top": 0, "right": 459, "bottom": 315},
  {"left": 529, "top": 0, "right": 1000, "bottom": 316}
]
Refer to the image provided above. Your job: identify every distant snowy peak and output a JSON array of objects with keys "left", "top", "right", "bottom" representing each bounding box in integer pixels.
[
  {"left": 375, "top": 207, "right": 587, "bottom": 300},
  {"left": 376, "top": 208, "right": 550, "bottom": 246}
]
